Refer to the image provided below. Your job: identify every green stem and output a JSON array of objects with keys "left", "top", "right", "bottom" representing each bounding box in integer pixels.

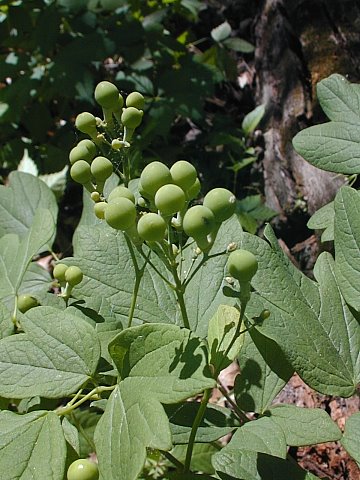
[
  {"left": 184, "top": 249, "right": 228, "bottom": 288},
  {"left": 160, "top": 450, "right": 184, "bottom": 470},
  {"left": 217, "top": 381, "right": 250, "bottom": 424},
  {"left": 57, "top": 385, "right": 115, "bottom": 417},
  {"left": 183, "top": 389, "right": 211, "bottom": 473},
  {"left": 70, "top": 412, "right": 96, "bottom": 452},
  {"left": 136, "top": 245, "right": 176, "bottom": 289}
]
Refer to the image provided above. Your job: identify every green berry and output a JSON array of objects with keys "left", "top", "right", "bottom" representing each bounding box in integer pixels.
[
  {"left": 108, "top": 185, "right": 135, "bottom": 204},
  {"left": 67, "top": 459, "right": 99, "bottom": 480},
  {"left": 155, "top": 184, "right": 186, "bottom": 215},
  {"left": 121, "top": 107, "right": 143, "bottom": 129},
  {"left": 17, "top": 294, "right": 38, "bottom": 313},
  {"left": 91, "top": 191, "right": 101, "bottom": 202},
  {"left": 203, "top": 188, "right": 236, "bottom": 222},
  {"left": 126, "top": 91, "right": 145, "bottom": 110},
  {"left": 140, "top": 161, "right": 172, "bottom": 198},
  {"left": 137, "top": 213, "right": 167, "bottom": 242},
  {"left": 53, "top": 263, "right": 68, "bottom": 282},
  {"left": 70, "top": 160, "right": 92, "bottom": 185},
  {"left": 227, "top": 249, "right": 258, "bottom": 283},
  {"left": 185, "top": 177, "right": 201, "bottom": 200},
  {"left": 104, "top": 197, "right": 136, "bottom": 230},
  {"left": 94, "top": 81, "right": 119, "bottom": 109},
  {"left": 170, "top": 160, "right": 197, "bottom": 191},
  {"left": 69, "top": 145, "right": 90, "bottom": 165},
  {"left": 75, "top": 112, "right": 98, "bottom": 136},
  {"left": 90, "top": 156, "right": 113, "bottom": 181},
  {"left": 65, "top": 266, "right": 83, "bottom": 286},
  {"left": 94, "top": 201, "right": 107, "bottom": 219},
  {"left": 183, "top": 205, "right": 215, "bottom": 239}
]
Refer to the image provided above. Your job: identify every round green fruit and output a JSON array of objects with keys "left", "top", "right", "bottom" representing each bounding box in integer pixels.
[
  {"left": 75, "top": 112, "right": 97, "bottom": 136},
  {"left": 203, "top": 187, "right": 236, "bottom": 222},
  {"left": 104, "top": 197, "right": 136, "bottom": 230},
  {"left": 70, "top": 160, "right": 92, "bottom": 185},
  {"left": 183, "top": 205, "right": 215, "bottom": 239},
  {"left": 137, "top": 213, "right": 167, "bottom": 242},
  {"left": 90, "top": 156, "right": 113, "bottom": 181},
  {"left": 69, "top": 145, "right": 90, "bottom": 165},
  {"left": 64, "top": 266, "right": 84, "bottom": 286},
  {"left": 227, "top": 249, "right": 258, "bottom": 283},
  {"left": 155, "top": 184, "right": 186, "bottom": 215},
  {"left": 53, "top": 263, "right": 68, "bottom": 282},
  {"left": 121, "top": 107, "right": 143, "bottom": 129},
  {"left": 94, "top": 201, "right": 107, "bottom": 219},
  {"left": 170, "top": 160, "right": 197, "bottom": 191},
  {"left": 126, "top": 91, "right": 145, "bottom": 110},
  {"left": 108, "top": 185, "right": 135, "bottom": 204},
  {"left": 94, "top": 81, "right": 119, "bottom": 109},
  {"left": 140, "top": 162, "right": 172, "bottom": 198},
  {"left": 67, "top": 459, "right": 99, "bottom": 480},
  {"left": 17, "top": 294, "right": 38, "bottom": 313},
  {"left": 185, "top": 177, "right": 201, "bottom": 200},
  {"left": 78, "top": 139, "right": 97, "bottom": 157}
]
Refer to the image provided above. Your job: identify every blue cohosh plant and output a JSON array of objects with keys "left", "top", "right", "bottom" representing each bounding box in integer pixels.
[{"left": 0, "top": 75, "right": 358, "bottom": 480}]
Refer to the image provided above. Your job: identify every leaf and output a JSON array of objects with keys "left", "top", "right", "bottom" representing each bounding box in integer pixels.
[
  {"left": 0, "top": 410, "right": 66, "bottom": 480},
  {"left": 211, "top": 21, "right": 232, "bottom": 43},
  {"left": 0, "top": 171, "right": 58, "bottom": 248},
  {"left": 334, "top": 186, "right": 360, "bottom": 309},
  {"left": 96, "top": 324, "right": 215, "bottom": 480},
  {"left": 0, "top": 300, "right": 14, "bottom": 339},
  {"left": 235, "top": 329, "right": 293, "bottom": 414},
  {"left": 223, "top": 37, "right": 255, "bottom": 53},
  {"left": 171, "top": 443, "right": 218, "bottom": 474},
  {"left": 68, "top": 223, "right": 178, "bottom": 327},
  {"left": 165, "top": 402, "right": 238, "bottom": 444},
  {"left": 341, "top": 412, "right": 360, "bottom": 466},
  {"left": 17, "top": 148, "right": 39, "bottom": 175},
  {"left": 39, "top": 165, "right": 69, "bottom": 200},
  {"left": 184, "top": 216, "right": 243, "bottom": 337},
  {"left": 0, "top": 306, "right": 100, "bottom": 398},
  {"left": 267, "top": 404, "right": 342, "bottom": 446},
  {"left": 208, "top": 305, "right": 244, "bottom": 374},
  {"left": 62, "top": 417, "right": 80, "bottom": 455},
  {"left": 242, "top": 105, "right": 265, "bottom": 135},
  {"left": 307, "top": 201, "right": 334, "bottom": 242},
  {"left": 238, "top": 225, "right": 359, "bottom": 396},
  {"left": 213, "top": 449, "right": 320, "bottom": 480}
]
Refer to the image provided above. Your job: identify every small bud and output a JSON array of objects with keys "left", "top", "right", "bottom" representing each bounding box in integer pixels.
[{"left": 227, "top": 242, "right": 237, "bottom": 252}]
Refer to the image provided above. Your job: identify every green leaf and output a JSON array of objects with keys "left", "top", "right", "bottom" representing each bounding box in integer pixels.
[
  {"left": 184, "top": 216, "right": 243, "bottom": 337},
  {"left": 0, "top": 306, "right": 100, "bottom": 398},
  {"left": 0, "top": 172, "right": 58, "bottom": 248},
  {"left": 267, "top": 404, "right": 342, "bottom": 446},
  {"left": 171, "top": 443, "right": 218, "bottom": 474},
  {"left": 317, "top": 74, "right": 360, "bottom": 124},
  {"left": 62, "top": 417, "right": 80, "bottom": 455},
  {"left": 39, "top": 165, "right": 69, "bottom": 200},
  {"left": 239, "top": 226, "right": 359, "bottom": 396},
  {"left": 165, "top": 402, "right": 238, "bottom": 444},
  {"left": 223, "top": 37, "right": 255, "bottom": 53},
  {"left": 341, "top": 412, "right": 360, "bottom": 466},
  {"left": 68, "top": 223, "right": 178, "bottom": 327},
  {"left": 242, "top": 105, "right": 265, "bottom": 135},
  {"left": 213, "top": 449, "right": 320, "bottom": 480},
  {"left": 0, "top": 410, "right": 66, "bottom": 480},
  {"left": 211, "top": 21, "right": 232, "bottom": 43},
  {"left": 334, "top": 186, "right": 360, "bottom": 309},
  {"left": 307, "top": 201, "right": 334, "bottom": 242},
  {"left": 235, "top": 329, "right": 293, "bottom": 414},
  {"left": 96, "top": 324, "right": 215, "bottom": 480},
  {"left": 0, "top": 300, "right": 14, "bottom": 339},
  {"left": 208, "top": 304, "right": 244, "bottom": 373}
]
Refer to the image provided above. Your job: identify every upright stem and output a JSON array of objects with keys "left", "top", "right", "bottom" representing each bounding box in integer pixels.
[{"left": 183, "top": 388, "right": 211, "bottom": 473}]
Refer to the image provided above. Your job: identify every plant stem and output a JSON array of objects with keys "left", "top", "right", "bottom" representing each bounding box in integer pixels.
[
  {"left": 183, "top": 388, "right": 211, "bottom": 473},
  {"left": 217, "top": 381, "right": 250, "bottom": 424},
  {"left": 160, "top": 450, "right": 184, "bottom": 470},
  {"left": 57, "top": 385, "right": 115, "bottom": 417}
]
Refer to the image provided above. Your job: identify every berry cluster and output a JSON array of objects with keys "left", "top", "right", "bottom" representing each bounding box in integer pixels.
[{"left": 53, "top": 263, "right": 84, "bottom": 300}]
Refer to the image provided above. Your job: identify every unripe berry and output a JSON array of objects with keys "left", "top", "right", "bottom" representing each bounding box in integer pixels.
[
  {"left": 78, "top": 139, "right": 97, "bottom": 158},
  {"left": 65, "top": 266, "right": 84, "bottom": 286},
  {"left": 155, "top": 184, "right": 186, "bottom": 215},
  {"left": 94, "top": 201, "right": 107, "bottom": 219},
  {"left": 90, "top": 156, "right": 113, "bottom": 181},
  {"left": 121, "top": 107, "right": 143, "bottom": 129},
  {"left": 126, "top": 91, "right": 145, "bottom": 110},
  {"left": 185, "top": 177, "right": 201, "bottom": 200},
  {"left": 69, "top": 145, "right": 91, "bottom": 165},
  {"left": 227, "top": 249, "right": 258, "bottom": 283},
  {"left": 170, "top": 160, "right": 197, "bottom": 191},
  {"left": 53, "top": 263, "right": 68, "bottom": 282},
  {"left": 108, "top": 186, "right": 135, "bottom": 204},
  {"left": 67, "top": 458, "right": 99, "bottom": 480},
  {"left": 75, "top": 112, "right": 97, "bottom": 137},
  {"left": 94, "top": 81, "right": 119, "bottom": 109},
  {"left": 70, "top": 160, "right": 92, "bottom": 185},
  {"left": 140, "top": 161, "right": 172, "bottom": 198},
  {"left": 137, "top": 213, "right": 167, "bottom": 242},
  {"left": 203, "top": 188, "right": 236, "bottom": 222},
  {"left": 183, "top": 205, "right": 215, "bottom": 239},
  {"left": 91, "top": 191, "right": 101, "bottom": 202},
  {"left": 104, "top": 197, "right": 136, "bottom": 230},
  {"left": 17, "top": 294, "right": 38, "bottom": 313}
]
